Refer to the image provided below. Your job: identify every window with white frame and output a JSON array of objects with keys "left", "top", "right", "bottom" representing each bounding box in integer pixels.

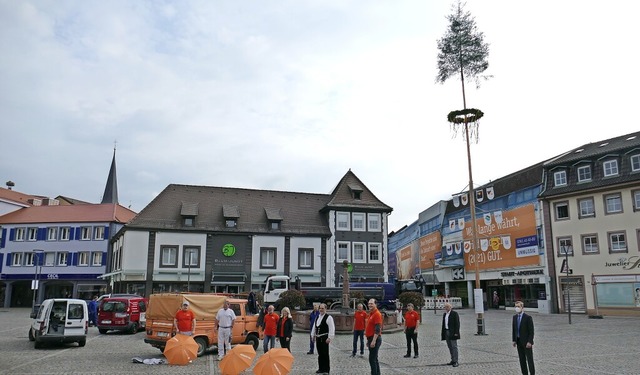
[
  {"left": 47, "top": 227, "right": 57, "bottom": 241},
  {"left": 57, "top": 252, "right": 68, "bottom": 266},
  {"left": 94, "top": 226, "right": 105, "bottom": 240},
  {"left": 298, "top": 248, "right": 313, "bottom": 269},
  {"left": 578, "top": 197, "right": 595, "bottom": 218},
  {"left": 337, "top": 241, "right": 350, "bottom": 262},
  {"left": 12, "top": 252, "right": 23, "bottom": 266},
  {"left": 27, "top": 227, "right": 38, "bottom": 241},
  {"left": 15, "top": 227, "right": 25, "bottom": 241},
  {"left": 577, "top": 165, "right": 592, "bottom": 182},
  {"left": 553, "top": 170, "right": 567, "bottom": 186},
  {"left": 24, "top": 252, "right": 34, "bottom": 266},
  {"left": 78, "top": 252, "right": 90, "bottom": 266},
  {"left": 160, "top": 246, "right": 178, "bottom": 267},
  {"left": 631, "top": 154, "right": 640, "bottom": 172},
  {"left": 603, "top": 159, "right": 619, "bottom": 177},
  {"left": 81, "top": 227, "right": 91, "bottom": 240},
  {"left": 582, "top": 234, "right": 599, "bottom": 254},
  {"left": 59, "top": 227, "right": 70, "bottom": 241},
  {"left": 260, "top": 247, "right": 276, "bottom": 269},
  {"left": 352, "top": 213, "right": 365, "bottom": 231},
  {"left": 554, "top": 201, "right": 569, "bottom": 220},
  {"left": 604, "top": 193, "right": 622, "bottom": 214},
  {"left": 352, "top": 242, "right": 366, "bottom": 263},
  {"left": 183, "top": 247, "right": 200, "bottom": 268},
  {"left": 557, "top": 237, "right": 573, "bottom": 256},
  {"left": 608, "top": 232, "right": 627, "bottom": 253},
  {"left": 92, "top": 252, "right": 102, "bottom": 266},
  {"left": 368, "top": 213, "right": 381, "bottom": 232},
  {"left": 225, "top": 219, "right": 236, "bottom": 228},
  {"left": 337, "top": 212, "right": 350, "bottom": 231},
  {"left": 633, "top": 190, "right": 640, "bottom": 211},
  {"left": 368, "top": 243, "right": 382, "bottom": 263},
  {"left": 44, "top": 252, "right": 55, "bottom": 266}
]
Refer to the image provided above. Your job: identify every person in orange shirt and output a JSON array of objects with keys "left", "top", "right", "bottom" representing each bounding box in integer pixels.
[
  {"left": 173, "top": 301, "right": 196, "bottom": 336},
  {"left": 365, "top": 299, "right": 383, "bottom": 375},
  {"left": 403, "top": 303, "right": 420, "bottom": 358},
  {"left": 351, "top": 303, "right": 367, "bottom": 357},
  {"left": 262, "top": 305, "right": 279, "bottom": 352}
]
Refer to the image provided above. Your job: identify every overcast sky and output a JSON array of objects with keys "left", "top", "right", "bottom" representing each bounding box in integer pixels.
[{"left": 1, "top": 1, "right": 638, "bottom": 232}]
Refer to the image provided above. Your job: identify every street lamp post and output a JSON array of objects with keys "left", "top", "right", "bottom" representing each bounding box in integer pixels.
[
  {"left": 563, "top": 244, "right": 572, "bottom": 324},
  {"left": 31, "top": 250, "right": 44, "bottom": 312},
  {"left": 432, "top": 259, "right": 437, "bottom": 314}
]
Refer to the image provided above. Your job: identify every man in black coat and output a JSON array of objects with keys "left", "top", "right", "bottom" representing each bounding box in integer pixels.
[
  {"left": 440, "top": 303, "right": 460, "bottom": 367},
  {"left": 512, "top": 300, "right": 535, "bottom": 375}
]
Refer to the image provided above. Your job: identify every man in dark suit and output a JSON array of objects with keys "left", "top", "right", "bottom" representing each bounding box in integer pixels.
[
  {"left": 512, "top": 300, "right": 535, "bottom": 375},
  {"left": 440, "top": 303, "right": 460, "bottom": 367}
]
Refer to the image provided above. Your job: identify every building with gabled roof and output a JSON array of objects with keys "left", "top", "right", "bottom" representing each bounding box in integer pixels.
[
  {"left": 105, "top": 170, "right": 392, "bottom": 297},
  {"left": 0, "top": 152, "right": 136, "bottom": 308}
]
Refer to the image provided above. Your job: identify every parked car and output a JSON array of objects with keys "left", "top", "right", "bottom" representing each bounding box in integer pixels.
[
  {"left": 97, "top": 295, "right": 147, "bottom": 334},
  {"left": 28, "top": 298, "right": 88, "bottom": 348}
]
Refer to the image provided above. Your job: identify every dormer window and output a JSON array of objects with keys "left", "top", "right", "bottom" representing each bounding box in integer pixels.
[
  {"left": 553, "top": 170, "right": 567, "bottom": 187},
  {"left": 223, "top": 205, "right": 240, "bottom": 229},
  {"left": 348, "top": 183, "right": 363, "bottom": 200},
  {"left": 577, "top": 165, "right": 591, "bottom": 182},
  {"left": 603, "top": 159, "right": 619, "bottom": 177},
  {"left": 180, "top": 202, "right": 199, "bottom": 228},
  {"left": 265, "top": 208, "right": 283, "bottom": 231}
]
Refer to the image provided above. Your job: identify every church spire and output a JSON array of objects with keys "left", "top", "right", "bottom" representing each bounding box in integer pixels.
[{"left": 101, "top": 146, "right": 119, "bottom": 204}]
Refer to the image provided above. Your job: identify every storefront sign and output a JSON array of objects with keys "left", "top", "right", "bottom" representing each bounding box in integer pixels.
[
  {"left": 500, "top": 269, "right": 544, "bottom": 277},
  {"left": 604, "top": 256, "right": 640, "bottom": 270}
]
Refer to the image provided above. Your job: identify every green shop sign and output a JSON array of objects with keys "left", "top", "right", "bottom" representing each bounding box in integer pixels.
[{"left": 222, "top": 243, "right": 236, "bottom": 257}]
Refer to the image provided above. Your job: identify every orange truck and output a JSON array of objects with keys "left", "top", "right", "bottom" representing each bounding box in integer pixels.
[{"left": 144, "top": 293, "right": 261, "bottom": 356}]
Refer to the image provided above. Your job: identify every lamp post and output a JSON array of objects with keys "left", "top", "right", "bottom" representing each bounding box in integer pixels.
[
  {"left": 31, "top": 250, "right": 44, "bottom": 312},
  {"left": 562, "top": 244, "right": 572, "bottom": 324},
  {"left": 431, "top": 258, "right": 437, "bottom": 314},
  {"left": 186, "top": 249, "right": 193, "bottom": 292}
]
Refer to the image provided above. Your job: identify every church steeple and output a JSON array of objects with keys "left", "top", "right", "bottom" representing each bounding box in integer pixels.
[{"left": 101, "top": 147, "right": 119, "bottom": 204}]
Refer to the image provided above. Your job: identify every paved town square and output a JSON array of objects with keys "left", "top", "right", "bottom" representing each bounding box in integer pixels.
[{"left": 1, "top": 307, "right": 640, "bottom": 374}]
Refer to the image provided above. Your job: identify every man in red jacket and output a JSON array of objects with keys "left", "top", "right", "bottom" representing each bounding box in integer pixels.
[
  {"left": 365, "top": 299, "right": 383, "bottom": 375},
  {"left": 403, "top": 303, "right": 420, "bottom": 358},
  {"left": 262, "top": 305, "right": 279, "bottom": 353},
  {"left": 351, "top": 303, "right": 367, "bottom": 357}
]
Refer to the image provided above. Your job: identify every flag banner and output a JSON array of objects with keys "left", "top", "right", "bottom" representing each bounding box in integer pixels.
[
  {"left": 453, "top": 195, "right": 460, "bottom": 207},
  {"left": 461, "top": 193, "right": 468, "bottom": 205},
  {"left": 458, "top": 217, "right": 465, "bottom": 229},
  {"left": 494, "top": 210, "right": 503, "bottom": 223},
  {"left": 483, "top": 213, "right": 492, "bottom": 225},
  {"left": 463, "top": 241, "right": 472, "bottom": 253},
  {"left": 449, "top": 220, "right": 455, "bottom": 230},
  {"left": 486, "top": 186, "right": 495, "bottom": 200},
  {"left": 502, "top": 236, "right": 512, "bottom": 250},
  {"left": 476, "top": 189, "right": 484, "bottom": 202},
  {"left": 480, "top": 238, "right": 489, "bottom": 251}
]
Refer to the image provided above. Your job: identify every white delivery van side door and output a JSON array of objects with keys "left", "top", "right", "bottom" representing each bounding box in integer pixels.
[{"left": 65, "top": 300, "right": 88, "bottom": 336}]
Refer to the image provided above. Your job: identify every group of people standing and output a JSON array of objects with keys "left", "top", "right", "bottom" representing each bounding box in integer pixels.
[
  {"left": 258, "top": 304, "right": 294, "bottom": 353},
  {"left": 309, "top": 298, "right": 383, "bottom": 375}
]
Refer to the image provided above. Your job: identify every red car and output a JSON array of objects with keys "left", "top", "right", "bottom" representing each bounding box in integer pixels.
[{"left": 97, "top": 295, "right": 147, "bottom": 334}]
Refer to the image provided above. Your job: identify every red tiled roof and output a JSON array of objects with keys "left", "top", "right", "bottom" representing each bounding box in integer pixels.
[
  {"left": 0, "top": 187, "right": 37, "bottom": 206},
  {"left": 0, "top": 203, "right": 137, "bottom": 224}
]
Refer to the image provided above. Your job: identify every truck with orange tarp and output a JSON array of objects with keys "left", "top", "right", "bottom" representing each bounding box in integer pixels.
[{"left": 144, "top": 293, "right": 261, "bottom": 356}]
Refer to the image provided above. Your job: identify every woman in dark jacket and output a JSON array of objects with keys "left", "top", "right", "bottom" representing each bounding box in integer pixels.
[{"left": 277, "top": 307, "right": 294, "bottom": 351}]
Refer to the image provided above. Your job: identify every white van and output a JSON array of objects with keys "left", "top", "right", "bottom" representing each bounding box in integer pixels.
[{"left": 28, "top": 298, "right": 88, "bottom": 348}]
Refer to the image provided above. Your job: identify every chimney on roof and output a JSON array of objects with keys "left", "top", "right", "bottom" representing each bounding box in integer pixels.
[
  {"left": 101, "top": 147, "right": 119, "bottom": 204},
  {"left": 6, "top": 181, "right": 15, "bottom": 190}
]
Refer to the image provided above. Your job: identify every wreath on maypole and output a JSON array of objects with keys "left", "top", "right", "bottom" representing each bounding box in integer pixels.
[{"left": 447, "top": 108, "right": 484, "bottom": 143}]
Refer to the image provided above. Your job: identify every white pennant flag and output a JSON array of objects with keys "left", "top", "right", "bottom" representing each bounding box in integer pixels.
[
  {"left": 502, "top": 236, "right": 512, "bottom": 250},
  {"left": 476, "top": 189, "right": 484, "bottom": 202},
  {"left": 463, "top": 241, "right": 472, "bottom": 253},
  {"left": 458, "top": 217, "right": 465, "bottom": 229},
  {"left": 494, "top": 210, "right": 503, "bottom": 224},
  {"left": 486, "top": 186, "right": 495, "bottom": 200},
  {"left": 449, "top": 220, "right": 455, "bottom": 231},
  {"left": 446, "top": 244, "right": 453, "bottom": 256},
  {"left": 483, "top": 213, "right": 492, "bottom": 225},
  {"left": 480, "top": 239, "right": 489, "bottom": 251},
  {"left": 453, "top": 195, "right": 460, "bottom": 207},
  {"left": 461, "top": 193, "right": 468, "bottom": 205},
  {"left": 454, "top": 242, "right": 462, "bottom": 254}
]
